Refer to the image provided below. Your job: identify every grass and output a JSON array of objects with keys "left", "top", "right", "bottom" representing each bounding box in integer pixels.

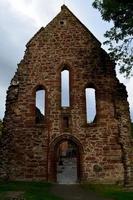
[
  {"left": 0, "top": 181, "right": 133, "bottom": 200},
  {"left": 0, "top": 181, "right": 62, "bottom": 200},
  {"left": 82, "top": 183, "right": 133, "bottom": 200}
]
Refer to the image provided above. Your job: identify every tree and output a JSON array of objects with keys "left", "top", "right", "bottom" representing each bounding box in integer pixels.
[{"left": 92, "top": 0, "right": 133, "bottom": 77}]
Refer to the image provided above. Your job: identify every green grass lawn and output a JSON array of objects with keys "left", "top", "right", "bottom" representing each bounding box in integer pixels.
[
  {"left": 0, "top": 181, "right": 62, "bottom": 200},
  {"left": 82, "top": 183, "right": 133, "bottom": 200}
]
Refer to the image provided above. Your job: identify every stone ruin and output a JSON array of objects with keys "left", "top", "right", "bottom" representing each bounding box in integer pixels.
[{"left": 0, "top": 5, "right": 133, "bottom": 185}]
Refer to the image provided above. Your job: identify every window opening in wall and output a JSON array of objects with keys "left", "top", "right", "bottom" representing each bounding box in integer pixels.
[
  {"left": 36, "top": 88, "right": 45, "bottom": 123},
  {"left": 61, "top": 69, "right": 70, "bottom": 107},
  {"left": 59, "top": 20, "right": 66, "bottom": 26},
  {"left": 63, "top": 116, "right": 69, "bottom": 129},
  {"left": 60, "top": 20, "right": 64, "bottom": 25},
  {"left": 85, "top": 88, "right": 96, "bottom": 123}
]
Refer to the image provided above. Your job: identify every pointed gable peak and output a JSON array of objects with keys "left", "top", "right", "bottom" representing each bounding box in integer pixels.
[
  {"left": 60, "top": 4, "right": 75, "bottom": 16},
  {"left": 61, "top": 4, "right": 68, "bottom": 10},
  {"left": 59, "top": 5, "right": 101, "bottom": 45},
  {"left": 27, "top": 5, "right": 101, "bottom": 47}
]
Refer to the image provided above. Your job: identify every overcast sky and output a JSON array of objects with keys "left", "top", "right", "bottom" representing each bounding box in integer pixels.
[{"left": 0, "top": 0, "right": 133, "bottom": 121}]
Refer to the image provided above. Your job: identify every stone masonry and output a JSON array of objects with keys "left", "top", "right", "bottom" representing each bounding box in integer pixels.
[{"left": 0, "top": 5, "right": 133, "bottom": 185}]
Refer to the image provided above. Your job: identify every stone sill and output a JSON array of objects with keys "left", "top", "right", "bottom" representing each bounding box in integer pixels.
[
  {"left": 60, "top": 107, "right": 71, "bottom": 113},
  {"left": 82, "top": 122, "right": 97, "bottom": 128}
]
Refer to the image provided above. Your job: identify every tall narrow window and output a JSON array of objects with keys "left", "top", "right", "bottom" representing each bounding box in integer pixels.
[
  {"left": 61, "top": 69, "right": 70, "bottom": 107},
  {"left": 35, "top": 87, "right": 45, "bottom": 123},
  {"left": 85, "top": 88, "right": 96, "bottom": 123}
]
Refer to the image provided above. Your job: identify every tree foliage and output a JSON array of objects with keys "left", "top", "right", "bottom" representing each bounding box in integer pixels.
[{"left": 92, "top": 0, "right": 133, "bottom": 77}]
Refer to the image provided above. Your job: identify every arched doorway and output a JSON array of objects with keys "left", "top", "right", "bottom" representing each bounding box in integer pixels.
[
  {"left": 49, "top": 134, "right": 83, "bottom": 184},
  {"left": 57, "top": 140, "right": 78, "bottom": 184}
]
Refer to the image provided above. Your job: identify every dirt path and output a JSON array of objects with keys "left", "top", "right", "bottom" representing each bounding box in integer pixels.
[{"left": 51, "top": 184, "right": 111, "bottom": 200}]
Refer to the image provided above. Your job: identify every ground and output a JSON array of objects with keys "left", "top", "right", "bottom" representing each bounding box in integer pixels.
[
  {"left": 51, "top": 184, "right": 109, "bottom": 200},
  {"left": 0, "top": 181, "right": 133, "bottom": 200},
  {"left": 57, "top": 157, "right": 77, "bottom": 184}
]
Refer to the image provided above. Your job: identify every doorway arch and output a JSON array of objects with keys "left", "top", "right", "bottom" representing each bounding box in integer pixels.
[{"left": 49, "top": 134, "right": 83, "bottom": 183}]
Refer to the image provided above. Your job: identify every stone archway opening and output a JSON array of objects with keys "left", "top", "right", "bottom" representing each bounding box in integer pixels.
[
  {"left": 56, "top": 140, "right": 78, "bottom": 184},
  {"left": 49, "top": 134, "right": 83, "bottom": 184}
]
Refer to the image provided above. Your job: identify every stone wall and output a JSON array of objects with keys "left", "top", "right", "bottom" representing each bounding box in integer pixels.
[{"left": 0, "top": 5, "right": 133, "bottom": 185}]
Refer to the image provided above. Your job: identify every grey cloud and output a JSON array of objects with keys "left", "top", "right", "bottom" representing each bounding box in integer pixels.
[{"left": 0, "top": 0, "right": 38, "bottom": 119}]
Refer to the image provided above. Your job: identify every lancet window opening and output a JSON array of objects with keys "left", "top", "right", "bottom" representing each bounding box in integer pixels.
[
  {"left": 61, "top": 68, "right": 70, "bottom": 107},
  {"left": 85, "top": 88, "right": 96, "bottom": 123},
  {"left": 35, "top": 86, "right": 45, "bottom": 123}
]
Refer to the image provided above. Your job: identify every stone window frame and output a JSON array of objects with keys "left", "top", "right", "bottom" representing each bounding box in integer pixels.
[
  {"left": 61, "top": 114, "right": 72, "bottom": 132},
  {"left": 34, "top": 84, "right": 47, "bottom": 125},
  {"left": 59, "top": 63, "right": 72, "bottom": 109},
  {"left": 84, "top": 83, "right": 97, "bottom": 125}
]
